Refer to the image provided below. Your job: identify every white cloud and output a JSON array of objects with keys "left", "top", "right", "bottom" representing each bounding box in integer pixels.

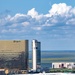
[
  {"left": 32, "top": 27, "right": 42, "bottom": 30},
  {"left": 1, "top": 29, "right": 8, "bottom": 33},
  {"left": 10, "top": 13, "right": 27, "bottom": 23},
  {"left": 0, "top": 3, "right": 75, "bottom": 39},
  {"left": 0, "top": 15, "right": 11, "bottom": 26},
  {"left": 10, "top": 13, "right": 26, "bottom": 20},
  {"left": 46, "top": 3, "right": 72, "bottom": 17},
  {"left": 71, "top": 7, "right": 75, "bottom": 15},
  {"left": 9, "top": 29, "right": 18, "bottom": 33},
  {"left": 27, "top": 8, "right": 38, "bottom": 18},
  {"left": 9, "top": 24, "right": 18, "bottom": 28},
  {"left": 5, "top": 15, "right": 11, "bottom": 20},
  {"left": 22, "top": 22, "right": 30, "bottom": 26},
  {"left": 27, "top": 8, "right": 43, "bottom": 20},
  {"left": 66, "top": 18, "right": 75, "bottom": 25},
  {"left": 1, "top": 29, "right": 18, "bottom": 33}
]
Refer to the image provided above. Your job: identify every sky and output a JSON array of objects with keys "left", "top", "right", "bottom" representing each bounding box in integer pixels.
[{"left": 0, "top": 0, "right": 75, "bottom": 50}]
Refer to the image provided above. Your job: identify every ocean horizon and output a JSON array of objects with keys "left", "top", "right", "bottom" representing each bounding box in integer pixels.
[{"left": 29, "top": 50, "right": 75, "bottom": 69}]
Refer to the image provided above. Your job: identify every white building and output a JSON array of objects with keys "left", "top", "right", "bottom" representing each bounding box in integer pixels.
[
  {"left": 32, "top": 40, "right": 41, "bottom": 72},
  {"left": 52, "top": 62, "right": 75, "bottom": 69}
]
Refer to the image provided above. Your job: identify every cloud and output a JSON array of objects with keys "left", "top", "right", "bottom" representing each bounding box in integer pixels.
[
  {"left": 66, "top": 18, "right": 75, "bottom": 25},
  {"left": 22, "top": 22, "right": 30, "bottom": 27},
  {"left": 1, "top": 29, "right": 17, "bottom": 33},
  {"left": 27, "top": 8, "right": 43, "bottom": 20},
  {"left": 32, "top": 27, "right": 42, "bottom": 30},
  {"left": 27, "top": 8, "right": 38, "bottom": 18},
  {"left": 0, "top": 3, "right": 75, "bottom": 39},
  {"left": 49, "top": 3, "right": 72, "bottom": 17}
]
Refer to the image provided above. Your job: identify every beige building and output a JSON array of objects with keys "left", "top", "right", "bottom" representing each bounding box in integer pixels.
[{"left": 0, "top": 40, "right": 28, "bottom": 71}]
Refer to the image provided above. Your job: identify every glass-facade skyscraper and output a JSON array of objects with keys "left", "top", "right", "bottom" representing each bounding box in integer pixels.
[{"left": 32, "top": 40, "right": 41, "bottom": 72}]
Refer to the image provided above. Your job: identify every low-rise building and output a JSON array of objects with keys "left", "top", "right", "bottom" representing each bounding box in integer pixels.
[{"left": 52, "top": 62, "right": 75, "bottom": 69}]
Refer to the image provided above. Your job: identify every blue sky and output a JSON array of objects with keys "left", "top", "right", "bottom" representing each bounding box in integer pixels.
[{"left": 0, "top": 0, "right": 75, "bottom": 50}]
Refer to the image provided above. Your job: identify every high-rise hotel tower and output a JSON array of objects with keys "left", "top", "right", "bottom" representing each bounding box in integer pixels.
[
  {"left": 32, "top": 40, "right": 41, "bottom": 72},
  {"left": 0, "top": 40, "right": 28, "bottom": 71}
]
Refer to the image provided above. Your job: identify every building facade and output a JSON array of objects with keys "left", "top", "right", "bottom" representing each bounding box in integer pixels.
[
  {"left": 32, "top": 40, "right": 41, "bottom": 72},
  {"left": 0, "top": 40, "right": 28, "bottom": 71},
  {"left": 52, "top": 62, "right": 75, "bottom": 69}
]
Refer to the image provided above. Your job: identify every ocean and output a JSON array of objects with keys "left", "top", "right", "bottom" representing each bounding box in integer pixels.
[{"left": 29, "top": 50, "right": 75, "bottom": 69}]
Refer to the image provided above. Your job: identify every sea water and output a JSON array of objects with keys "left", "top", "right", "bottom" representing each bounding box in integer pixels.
[{"left": 29, "top": 50, "right": 75, "bottom": 69}]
